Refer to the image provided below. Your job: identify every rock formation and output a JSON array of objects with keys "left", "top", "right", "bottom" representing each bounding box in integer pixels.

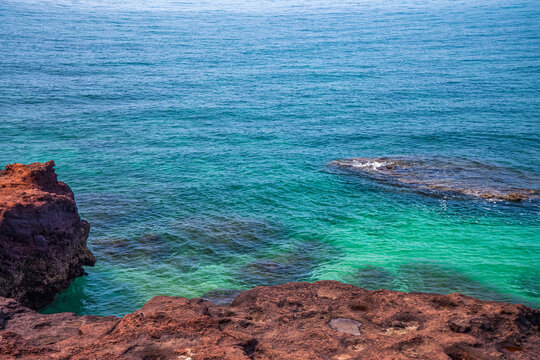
[
  {"left": 1, "top": 281, "right": 539, "bottom": 359},
  {"left": 0, "top": 161, "right": 95, "bottom": 309},
  {"left": 329, "top": 157, "right": 540, "bottom": 202}
]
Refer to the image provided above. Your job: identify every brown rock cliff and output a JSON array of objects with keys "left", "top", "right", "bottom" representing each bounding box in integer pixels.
[{"left": 0, "top": 161, "right": 95, "bottom": 309}]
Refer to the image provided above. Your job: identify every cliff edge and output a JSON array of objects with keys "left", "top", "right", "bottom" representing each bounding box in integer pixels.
[{"left": 0, "top": 161, "right": 95, "bottom": 309}]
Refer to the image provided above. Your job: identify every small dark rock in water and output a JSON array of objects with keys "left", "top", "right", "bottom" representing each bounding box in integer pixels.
[
  {"left": 486, "top": 192, "right": 529, "bottom": 202},
  {"left": 329, "top": 156, "right": 540, "bottom": 202},
  {"left": 1, "top": 281, "right": 539, "bottom": 359},
  {"left": 202, "top": 289, "right": 242, "bottom": 306},
  {"left": 356, "top": 265, "right": 395, "bottom": 290},
  {"left": 0, "top": 161, "right": 95, "bottom": 309}
]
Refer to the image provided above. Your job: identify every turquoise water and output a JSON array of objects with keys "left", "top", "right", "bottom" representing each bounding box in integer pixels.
[{"left": 1, "top": 0, "right": 539, "bottom": 315}]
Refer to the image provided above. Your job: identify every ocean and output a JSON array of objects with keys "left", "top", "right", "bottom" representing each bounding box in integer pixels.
[{"left": 1, "top": 0, "right": 539, "bottom": 315}]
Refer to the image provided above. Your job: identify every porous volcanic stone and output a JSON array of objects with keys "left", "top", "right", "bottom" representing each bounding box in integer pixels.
[{"left": 0, "top": 281, "right": 538, "bottom": 359}]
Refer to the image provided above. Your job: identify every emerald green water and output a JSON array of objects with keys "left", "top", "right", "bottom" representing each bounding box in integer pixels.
[{"left": 0, "top": 0, "right": 539, "bottom": 315}]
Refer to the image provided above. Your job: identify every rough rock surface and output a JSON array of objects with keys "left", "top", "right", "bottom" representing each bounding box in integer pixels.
[
  {"left": 0, "top": 161, "right": 95, "bottom": 309},
  {"left": 1, "top": 281, "right": 538, "bottom": 359}
]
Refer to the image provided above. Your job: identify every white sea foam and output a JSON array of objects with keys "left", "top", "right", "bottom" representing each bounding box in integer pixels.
[{"left": 350, "top": 159, "right": 388, "bottom": 171}]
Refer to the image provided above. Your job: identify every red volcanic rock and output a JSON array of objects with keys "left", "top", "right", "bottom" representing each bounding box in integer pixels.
[
  {"left": 0, "top": 161, "right": 95, "bottom": 309},
  {"left": 1, "top": 281, "right": 538, "bottom": 359}
]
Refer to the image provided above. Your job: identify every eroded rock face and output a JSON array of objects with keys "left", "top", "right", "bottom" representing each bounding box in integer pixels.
[
  {"left": 1, "top": 281, "right": 538, "bottom": 359},
  {"left": 0, "top": 161, "right": 95, "bottom": 309}
]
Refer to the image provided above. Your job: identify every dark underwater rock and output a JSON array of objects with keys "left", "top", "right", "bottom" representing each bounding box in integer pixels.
[
  {"left": 0, "top": 281, "right": 539, "bottom": 359},
  {"left": 329, "top": 157, "right": 540, "bottom": 202},
  {"left": 0, "top": 161, "right": 95, "bottom": 309},
  {"left": 202, "top": 289, "right": 242, "bottom": 306}
]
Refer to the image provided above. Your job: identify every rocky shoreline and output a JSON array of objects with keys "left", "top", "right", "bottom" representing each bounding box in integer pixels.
[
  {"left": 0, "top": 162, "right": 538, "bottom": 359},
  {"left": 1, "top": 281, "right": 539, "bottom": 359}
]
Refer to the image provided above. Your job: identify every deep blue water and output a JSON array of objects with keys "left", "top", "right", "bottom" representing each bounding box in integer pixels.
[{"left": 1, "top": 0, "right": 539, "bottom": 315}]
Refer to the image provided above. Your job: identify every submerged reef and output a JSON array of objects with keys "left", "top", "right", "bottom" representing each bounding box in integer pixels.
[
  {"left": 329, "top": 157, "right": 540, "bottom": 202},
  {"left": 1, "top": 281, "right": 539, "bottom": 359},
  {"left": 0, "top": 161, "right": 95, "bottom": 309}
]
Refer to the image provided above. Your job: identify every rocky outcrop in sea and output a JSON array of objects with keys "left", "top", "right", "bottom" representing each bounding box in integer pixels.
[
  {"left": 329, "top": 157, "right": 540, "bottom": 202},
  {"left": 0, "top": 161, "right": 95, "bottom": 309}
]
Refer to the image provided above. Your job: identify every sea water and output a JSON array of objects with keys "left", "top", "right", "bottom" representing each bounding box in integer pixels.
[{"left": 0, "top": 0, "right": 539, "bottom": 315}]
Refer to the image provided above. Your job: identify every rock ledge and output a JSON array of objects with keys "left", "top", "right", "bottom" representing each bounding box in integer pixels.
[{"left": 1, "top": 281, "right": 538, "bottom": 359}]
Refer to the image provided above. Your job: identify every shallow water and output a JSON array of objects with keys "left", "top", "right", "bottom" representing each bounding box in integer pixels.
[{"left": 0, "top": 0, "right": 539, "bottom": 315}]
